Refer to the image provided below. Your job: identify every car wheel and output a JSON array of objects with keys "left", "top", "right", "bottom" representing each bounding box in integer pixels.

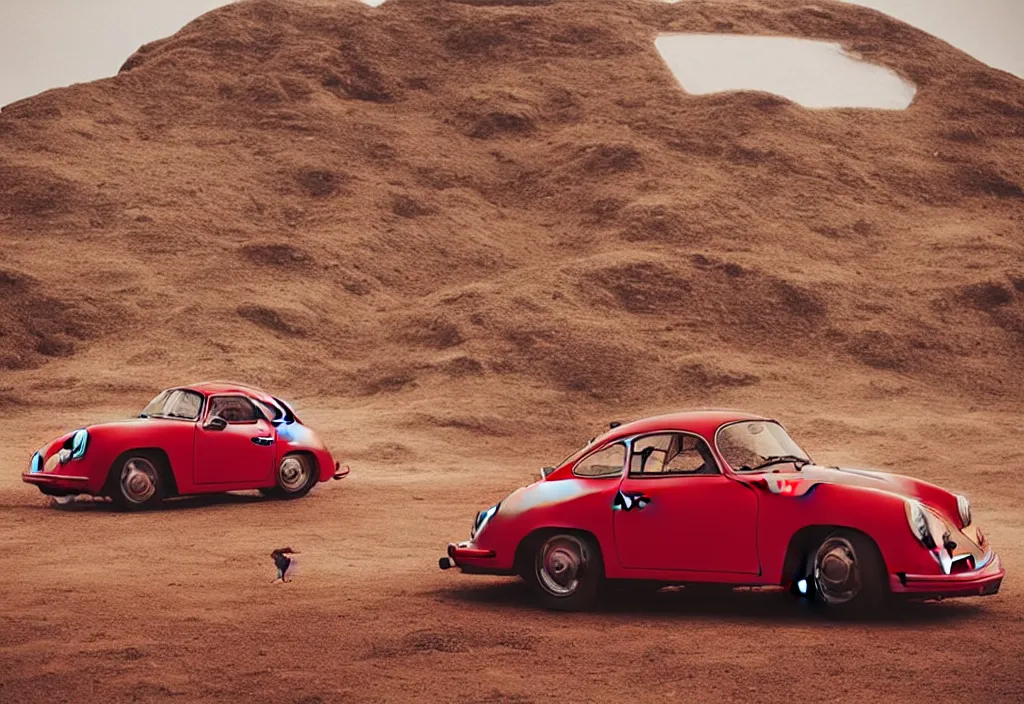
[
  {"left": 525, "top": 532, "right": 603, "bottom": 611},
  {"left": 805, "top": 530, "right": 887, "bottom": 615},
  {"left": 263, "top": 454, "right": 317, "bottom": 499},
  {"left": 108, "top": 453, "right": 164, "bottom": 510}
]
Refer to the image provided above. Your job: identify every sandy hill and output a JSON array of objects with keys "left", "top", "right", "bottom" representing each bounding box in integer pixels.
[
  {"left": 3, "top": 4, "right": 1024, "bottom": 701},
  {"left": 1, "top": 0, "right": 1022, "bottom": 440}
]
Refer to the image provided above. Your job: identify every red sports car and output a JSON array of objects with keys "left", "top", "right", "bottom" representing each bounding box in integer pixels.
[
  {"left": 22, "top": 381, "right": 348, "bottom": 509},
  {"left": 439, "top": 411, "right": 1003, "bottom": 613}
]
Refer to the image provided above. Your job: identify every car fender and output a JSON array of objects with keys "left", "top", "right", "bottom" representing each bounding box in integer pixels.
[
  {"left": 752, "top": 481, "right": 931, "bottom": 583},
  {"left": 472, "top": 477, "right": 621, "bottom": 574},
  {"left": 84, "top": 420, "right": 197, "bottom": 493},
  {"left": 272, "top": 422, "right": 334, "bottom": 482}
]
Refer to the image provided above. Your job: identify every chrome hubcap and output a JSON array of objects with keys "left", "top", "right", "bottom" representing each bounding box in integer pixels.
[
  {"left": 814, "top": 537, "right": 861, "bottom": 604},
  {"left": 536, "top": 535, "right": 586, "bottom": 597},
  {"left": 120, "top": 458, "right": 158, "bottom": 504},
  {"left": 278, "top": 456, "right": 309, "bottom": 492}
]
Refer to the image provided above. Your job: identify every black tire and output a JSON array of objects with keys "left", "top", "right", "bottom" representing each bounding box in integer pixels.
[
  {"left": 805, "top": 529, "right": 888, "bottom": 615},
  {"left": 107, "top": 451, "right": 165, "bottom": 511},
  {"left": 522, "top": 531, "right": 603, "bottom": 611},
  {"left": 262, "top": 454, "right": 318, "bottom": 500}
]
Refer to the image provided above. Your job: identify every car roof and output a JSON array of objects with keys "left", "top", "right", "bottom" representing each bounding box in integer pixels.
[
  {"left": 549, "top": 410, "right": 774, "bottom": 476},
  {"left": 181, "top": 381, "right": 277, "bottom": 404},
  {"left": 591, "top": 409, "right": 772, "bottom": 446}
]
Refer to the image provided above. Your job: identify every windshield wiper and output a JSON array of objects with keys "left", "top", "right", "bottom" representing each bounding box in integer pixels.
[{"left": 741, "top": 455, "right": 811, "bottom": 472}]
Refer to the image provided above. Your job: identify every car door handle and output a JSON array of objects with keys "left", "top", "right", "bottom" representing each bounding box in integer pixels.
[
  {"left": 251, "top": 436, "right": 274, "bottom": 446},
  {"left": 613, "top": 489, "right": 651, "bottom": 512}
]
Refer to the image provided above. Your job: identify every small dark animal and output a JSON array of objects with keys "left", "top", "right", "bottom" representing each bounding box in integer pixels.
[{"left": 271, "top": 546, "right": 298, "bottom": 583}]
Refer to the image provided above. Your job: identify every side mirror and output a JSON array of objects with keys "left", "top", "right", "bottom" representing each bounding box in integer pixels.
[
  {"left": 204, "top": 416, "right": 227, "bottom": 431},
  {"left": 540, "top": 466, "right": 555, "bottom": 479}
]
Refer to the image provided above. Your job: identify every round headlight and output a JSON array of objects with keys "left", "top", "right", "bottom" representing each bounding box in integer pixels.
[
  {"left": 956, "top": 494, "right": 971, "bottom": 528},
  {"left": 905, "top": 499, "right": 936, "bottom": 549},
  {"left": 60, "top": 429, "right": 89, "bottom": 462},
  {"left": 470, "top": 504, "right": 499, "bottom": 539}
]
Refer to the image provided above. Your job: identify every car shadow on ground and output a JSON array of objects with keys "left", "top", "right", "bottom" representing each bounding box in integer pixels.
[
  {"left": 44, "top": 492, "right": 270, "bottom": 512},
  {"left": 436, "top": 580, "right": 986, "bottom": 624}
]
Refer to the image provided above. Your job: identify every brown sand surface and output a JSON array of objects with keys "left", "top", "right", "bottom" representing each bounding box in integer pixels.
[{"left": 1, "top": 0, "right": 1023, "bottom": 701}]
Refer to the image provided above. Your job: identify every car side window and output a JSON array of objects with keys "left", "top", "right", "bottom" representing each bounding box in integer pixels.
[
  {"left": 573, "top": 443, "right": 626, "bottom": 478},
  {"left": 209, "top": 396, "right": 259, "bottom": 424},
  {"left": 630, "top": 433, "right": 718, "bottom": 476},
  {"left": 253, "top": 399, "right": 282, "bottom": 423},
  {"left": 630, "top": 435, "right": 671, "bottom": 474}
]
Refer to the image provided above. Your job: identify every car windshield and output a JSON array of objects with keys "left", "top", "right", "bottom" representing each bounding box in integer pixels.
[
  {"left": 716, "top": 421, "right": 811, "bottom": 471},
  {"left": 141, "top": 389, "right": 203, "bottom": 421}
]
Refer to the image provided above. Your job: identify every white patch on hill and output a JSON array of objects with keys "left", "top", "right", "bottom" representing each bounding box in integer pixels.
[{"left": 655, "top": 34, "right": 916, "bottom": 109}]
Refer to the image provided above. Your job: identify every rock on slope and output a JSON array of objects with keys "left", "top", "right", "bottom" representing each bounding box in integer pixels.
[{"left": 0, "top": 0, "right": 1022, "bottom": 433}]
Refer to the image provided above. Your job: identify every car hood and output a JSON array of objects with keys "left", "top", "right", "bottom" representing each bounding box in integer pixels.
[
  {"left": 86, "top": 417, "right": 191, "bottom": 432},
  {"left": 36, "top": 417, "right": 193, "bottom": 461},
  {"left": 798, "top": 465, "right": 925, "bottom": 494},
  {"left": 746, "top": 464, "right": 960, "bottom": 522}
]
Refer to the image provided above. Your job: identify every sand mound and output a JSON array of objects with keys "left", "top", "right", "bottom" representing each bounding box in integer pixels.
[
  {"left": 240, "top": 242, "right": 314, "bottom": 268},
  {"left": 0, "top": 166, "right": 72, "bottom": 217},
  {"left": 236, "top": 304, "right": 310, "bottom": 337},
  {"left": 0, "top": 268, "right": 120, "bottom": 371},
  {"left": 0, "top": 0, "right": 1022, "bottom": 418}
]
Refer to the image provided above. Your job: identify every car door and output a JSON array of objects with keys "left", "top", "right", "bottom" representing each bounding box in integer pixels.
[
  {"left": 613, "top": 432, "right": 760, "bottom": 574},
  {"left": 193, "top": 394, "right": 277, "bottom": 484}
]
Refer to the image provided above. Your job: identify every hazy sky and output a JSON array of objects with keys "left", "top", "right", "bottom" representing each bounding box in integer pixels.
[
  {"left": 0, "top": 0, "right": 234, "bottom": 107},
  {"left": 838, "top": 0, "right": 1024, "bottom": 77},
  {"left": 0, "top": 0, "right": 1021, "bottom": 108}
]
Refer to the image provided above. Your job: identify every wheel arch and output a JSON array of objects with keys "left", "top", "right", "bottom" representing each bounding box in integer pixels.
[
  {"left": 105, "top": 447, "right": 178, "bottom": 497},
  {"left": 283, "top": 449, "right": 319, "bottom": 473},
  {"left": 513, "top": 526, "right": 606, "bottom": 578},
  {"left": 780, "top": 524, "right": 886, "bottom": 586}
]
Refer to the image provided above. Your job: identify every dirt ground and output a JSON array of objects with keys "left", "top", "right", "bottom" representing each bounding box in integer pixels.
[
  {"left": 1, "top": 0, "right": 1023, "bottom": 701},
  {"left": 2, "top": 394, "right": 1023, "bottom": 703}
]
